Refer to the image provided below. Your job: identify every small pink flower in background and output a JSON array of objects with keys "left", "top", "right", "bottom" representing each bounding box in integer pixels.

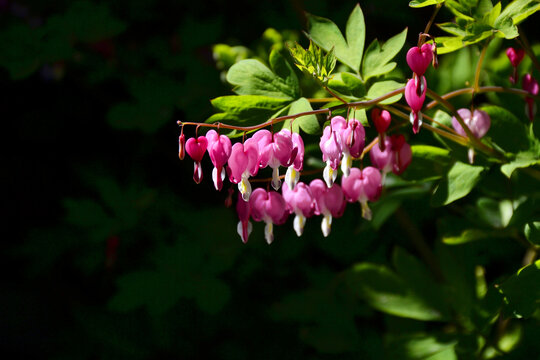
[
  {"left": 371, "top": 108, "right": 392, "bottom": 151},
  {"left": 405, "top": 76, "right": 427, "bottom": 134},
  {"left": 206, "top": 130, "right": 232, "bottom": 191},
  {"left": 506, "top": 47, "right": 525, "bottom": 84},
  {"left": 259, "top": 129, "right": 296, "bottom": 190},
  {"left": 451, "top": 109, "right": 491, "bottom": 138},
  {"left": 390, "top": 135, "right": 412, "bottom": 176},
  {"left": 285, "top": 132, "right": 305, "bottom": 190},
  {"left": 185, "top": 136, "right": 208, "bottom": 184},
  {"left": 320, "top": 116, "right": 346, "bottom": 187},
  {"left": 340, "top": 119, "right": 365, "bottom": 176},
  {"left": 406, "top": 43, "right": 433, "bottom": 77},
  {"left": 310, "top": 179, "right": 346, "bottom": 237},
  {"left": 236, "top": 192, "right": 252, "bottom": 244},
  {"left": 341, "top": 167, "right": 382, "bottom": 220},
  {"left": 250, "top": 188, "right": 288, "bottom": 244},
  {"left": 228, "top": 139, "right": 259, "bottom": 201},
  {"left": 522, "top": 74, "right": 538, "bottom": 121},
  {"left": 178, "top": 133, "right": 186, "bottom": 160},
  {"left": 282, "top": 182, "right": 315, "bottom": 236},
  {"left": 370, "top": 136, "right": 394, "bottom": 176},
  {"left": 452, "top": 108, "right": 491, "bottom": 163}
]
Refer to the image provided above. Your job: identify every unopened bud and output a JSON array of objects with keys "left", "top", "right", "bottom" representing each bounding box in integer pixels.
[{"left": 178, "top": 134, "right": 185, "bottom": 160}]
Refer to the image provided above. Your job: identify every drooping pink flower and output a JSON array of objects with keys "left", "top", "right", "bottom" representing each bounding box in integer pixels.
[
  {"left": 370, "top": 136, "right": 394, "bottom": 175},
  {"left": 390, "top": 135, "right": 412, "bottom": 176},
  {"left": 282, "top": 182, "right": 315, "bottom": 236},
  {"left": 372, "top": 108, "right": 392, "bottom": 151},
  {"left": 309, "top": 179, "right": 346, "bottom": 237},
  {"left": 186, "top": 136, "right": 208, "bottom": 184},
  {"left": 227, "top": 139, "right": 259, "bottom": 201},
  {"left": 249, "top": 188, "right": 288, "bottom": 244},
  {"left": 236, "top": 192, "right": 252, "bottom": 244},
  {"left": 178, "top": 133, "right": 186, "bottom": 160},
  {"left": 451, "top": 109, "right": 491, "bottom": 138},
  {"left": 320, "top": 116, "right": 346, "bottom": 187},
  {"left": 506, "top": 47, "right": 525, "bottom": 67},
  {"left": 259, "top": 129, "right": 297, "bottom": 190},
  {"left": 341, "top": 167, "right": 382, "bottom": 220},
  {"left": 285, "top": 132, "right": 305, "bottom": 190},
  {"left": 340, "top": 119, "right": 365, "bottom": 176},
  {"left": 406, "top": 43, "right": 433, "bottom": 77},
  {"left": 523, "top": 74, "right": 539, "bottom": 121},
  {"left": 405, "top": 76, "right": 427, "bottom": 134},
  {"left": 206, "top": 130, "right": 232, "bottom": 191}
]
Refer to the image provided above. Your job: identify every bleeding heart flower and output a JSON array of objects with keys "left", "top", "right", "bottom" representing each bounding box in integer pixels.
[
  {"left": 405, "top": 76, "right": 427, "bottom": 134},
  {"left": 320, "top": 116, "right": 346, "bottom": 187},
  {"left": 259, "top": 129, "right": 296, "bottom": 190},
  {"left": 506, "top": 47, "right": 525, "bottom": 67},
  {"left": 372, "top": 108, "right": 392, "bottom": 151},
  {"left": 406, "top": 43, "right": 433, "bottom": 77},
  {"left": 341, "top": 167, "right": 382, "bottom": 220},
  {"left": 451, "top": 108, "right": 491, "bottom": 138},
  {"left": 285, "top": 132, "right": 305, "bottom": 190},
  {"left": 523, "top": 74, "right": 539, "bottom": 121},
  {"left": 282, "top": 182, "right": 315, "bottom": 236},
  {"left": 227, "top": 139, "right": 259, "bottom": 201},
  {"left": 186, "top": 136, "right": 208, "bottom": 184},
  {"left": 206, "top": 130, "right": 232, "bottom": 191},
  {"left": 250, "top": 188, "right": 288, "bottom": 244},
  {"left": 340, "top": 119, "right": 365, "bottom": 176},
  {"left": 370, "top": 136, "right": 394, "bottom": 175},
  {"left": 310, "top": 179, "right": 346, "bottom": 237},
  {"left": 236, "top": 192, "right": 252, "bottom": 244},
  {"left": 390, "top": 134, "right": 412, "bottom": 175}
]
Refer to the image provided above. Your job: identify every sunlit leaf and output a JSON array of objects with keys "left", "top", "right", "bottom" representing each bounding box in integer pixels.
[
  {"left": 362, "top": 28, "right": 408, "bottom": 80},
  {"left": 432, "top": 161, "right": 486, "bottom": 206}
]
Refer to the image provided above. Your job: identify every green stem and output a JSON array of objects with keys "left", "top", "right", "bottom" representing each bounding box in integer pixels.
[
  {"left": 422, "top": 3, "right": 442, "bottom": 41},
  {"left": 473, "top": 43, "right": 489, "bottom": 94},
  {"left": 517, "top": 26, "right": 540, "bottom": 74}
]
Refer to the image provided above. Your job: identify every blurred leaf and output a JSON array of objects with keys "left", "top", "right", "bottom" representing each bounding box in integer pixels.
[
  {"left": 409, "top": 0, "right": 446, "bottom": 8},
  {"left": 501, "top": 152, "right": 540, "bottom": 178},
  {"left": 347, "top": 263, "right": 449, "bottom": 321},
  {"left": 524, "top": 222, "right": 540, "bottom": 246},
  {"left": 0, "top": 25, "right": 43, "bottom": 79},
  {"left": 476, "top": 197, "right": 513, "bottom": 228},
  {"left": 362, "top": 28, "right": 408, "bottom": 80},
  {"left": 495, "top": 0, "right": 540, "bottom": 28},
  {"left": 227, "top": 55, "right": 299, "bottom": 99},
  {"left": 285, "top": 97, "right": 320, "bottom": 135},
  {"left": 482, "top": 105, "right": 530, "bottom": 152},
  {"left": 442, "top": 228, "right": 515, "bottom": 244},
  {"left": 435, "top": 36, "right": 465, "bottom": 55},
  {"left": 213, "top": 44, "right": 251, "bottom": 71},
  {"left": 306, "top": 4, "right": 365, "bottom": 72},
  {"left": 400, "top": 145, "right": 452, "bottom": 181},
  {"left": 497, "top": 260, "right": 540, "bottom": 318},
  {"left": 432, "top": 161, "right": 486, "bottom": 206},
  {"left": 366, "top": 80, "right": 404, "bottom": 104},
  {"left": 385, "top": 333, "right": 457, "bottom": 359}
]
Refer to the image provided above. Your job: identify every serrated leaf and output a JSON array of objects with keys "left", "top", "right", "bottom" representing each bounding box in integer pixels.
[
  {"left": 306, "top": 4, "right": 365, "bottom": 72},
  {"left": 432, "top": 161, "right": 485, "bottom": 206},
  {"left": 366, "top": 80, "right": 404, "bottom": 104},
  {"left": 409, "top": 0, "right": 446, "bottom": 8},
  {"left": 497, "top": 260, "right": 540, "bottom": 318},
  {"left": 347, "top": 263, "right": 449, "bottom": 321},
  {"left": 362, "top": 28, "right": 407, "bottom": 80},
  {"left": 285, "top": 97, "right": 320, "bottom": 135},
  {"left": 495, "top": 0, "right": 540, "bottom": 28},
  {"left": 227, "top": 58, "right": 298, "bottom": 99}
]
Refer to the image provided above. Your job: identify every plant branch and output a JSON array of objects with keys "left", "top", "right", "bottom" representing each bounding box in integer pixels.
[
  {"left": 422, "top": 3, "right": 442, "bottom": 41},
  {"left": 517, "top": 26, "right": 540, "bottom": 74},
  {"left": 473, "top": 43, "right": 489, "bottom": 93}
]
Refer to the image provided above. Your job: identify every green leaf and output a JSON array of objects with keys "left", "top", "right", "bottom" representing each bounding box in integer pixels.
[
  {"left": 269, "top": 49, "right": 299, "bottom": 94},
  {"left": 438, "top": 22, "right": 469, "bottom": 37},
  {"left": 400, "top": 145, "right": 452, "bottom": 181},
  {"left": 385, "top": 333, "right": 457, "bottom": 359},
  {"left": 432, "top": 161, "right": 485, "bottom": 206},
  {"left": 326, "top": 72, "right": 365, "bottom": 98},
  {"left": 288, "top": 41, "right": 336, "bottom": 83},
  {"left": 524, "top": 222, "right": 540, "bottom": 246},
  {"left": 286, "top": 97, "right": 320, "bottom": 135},
  {"left": 497, "top": 260, "right": 540, "bottom": 318},
  {"left": 306, "top": 4, "right": 365, "bottom": 72},
  {"left": 476, "top": 197, "right": 514, "bottom": 228},
  {"left": 495, "top": 0, "right": 540, "bottom": 28},
  {"left": 226, "top": 57, "right": 299, "bottom": 99},
  {"left": 501, "top": 152, "right": 540, "bottom": 178},
  {"left": 482, "top": 105, "right": 529, "bottom": 152},
  {"left": 347, "top": 263, "right": 449, "bottom": 321},
  {"left": 366, "top": 80, "right": 404, "bottom": 104},
  {"left": 207, "top": 95, "right": 291, "bottom": 126},
  {"left": 409, "top": 0, "right": 446, "bottom": 8},
  {"left": 362, "top": 28, "right": 408, "bottom": 80},
  {"left": 442, "top": 228, "right": 514, "bottom": 244},
  {"left": 435, "top": 36, "right": 465, "bottom": 54}
]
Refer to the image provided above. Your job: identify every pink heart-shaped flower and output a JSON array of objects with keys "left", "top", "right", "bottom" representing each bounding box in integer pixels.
[
  {"left": 506, "top": 47, "right": 525, "bottom": 67},
  {"left": 185, "top": 136, "right": 208, "bottom": 162},
  {"left": 406, "top": 43, "right": 433, "bottom": 76}
]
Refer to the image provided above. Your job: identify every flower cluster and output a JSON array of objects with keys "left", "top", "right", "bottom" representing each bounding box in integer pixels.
[
  {"left": 179, "top": 111, "right": 412, "bottom": 244},
  {"left": 405, "top": 43, "right": 435, "bottom": 134}
]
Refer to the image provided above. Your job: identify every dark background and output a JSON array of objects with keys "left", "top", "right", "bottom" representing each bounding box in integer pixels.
[{"left": 5, "top": 0, "right": 532, "bottom": 359}]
